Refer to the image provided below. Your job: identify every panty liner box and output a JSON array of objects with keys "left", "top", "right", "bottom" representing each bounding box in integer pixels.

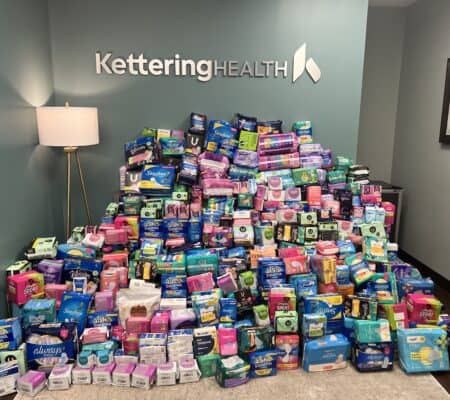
[
  {"left": 215, "top": 355, "right": 250, "bottom": 388},
  {"left": 48, "top": 364, "right": 73, "bottom": 390},
  {"left": 351, "top": 342, "right": 394, "bottom": 372},
  {"left": 0, "top": 343, "right": 26, "bottom": 375},
  {"left": 17, "top": 370, "right": 46, "bottom": 397},
  {"left": 131, "top": 363, "right": 156, "bottom": 389},
  {"left": 302, "top": 334, "right": 350, "bottom": 372},
  {"left": 92, "top": 363, "right": 116, "bottom": 385},
  {"left": 72, "top": 365, "right": 93, "bottom": 385},
  {"left": 156, "top": 361, "right": 178, "bottom": 386},
  {"left": 112, "top": 362, "right": 136, "bottom": 387},
  {"left": 0, "top": 361, "right": 20, "bottom": 397},
  {"left": 178, "top": 356, "right": 201, "bottom": 383}
]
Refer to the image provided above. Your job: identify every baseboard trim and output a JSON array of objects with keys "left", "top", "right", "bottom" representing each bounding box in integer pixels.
[{"left": 398, "top": 249, "right": 450, "bottom": 292}]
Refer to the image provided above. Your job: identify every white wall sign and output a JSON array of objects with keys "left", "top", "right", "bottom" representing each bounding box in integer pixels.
[{"left": 95, "top": 43, "right": 321, "bottom": 83}]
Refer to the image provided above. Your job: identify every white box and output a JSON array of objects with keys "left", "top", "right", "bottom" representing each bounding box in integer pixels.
[
  {"left": 156, "top": 362, "right": 177, "bottom": 386},
  {"left": 72, "top": 366, "right": 92, "bottom": 385},
  {"left": 48, "top": 364, "right": 73, "bottom": 390},
  {"left": 0, "top": 362, "right": 20, "bottom": 397},
  {"left": 92, "top": 363, "right": 115, "bottom": 385},
  {"left": 112, "top": 363, "right": 135, "bottom": 387}
]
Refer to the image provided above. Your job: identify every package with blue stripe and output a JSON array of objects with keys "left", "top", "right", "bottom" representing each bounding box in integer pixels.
[
  {"left": 397, "top": 328, "right": 449, "bottom": 373},
  {"left": 124, "top": 136, "right": 157, "bottom": 169},
  {"left": 161, "top": 274, "right": 187, "bottom": 298},
  {"left": 249, "top": 349, "right": 279, "bottom": 378},
  {"left": 0, "top": 318, "right": 22, "bottom": 351},
  {"left": 290, "top": 274, "right": 318, "bottom": 298},
  {"left": 302, "top": 334, "right": 350, "bottom": 372},
  {"left": 87, "top": 312, "right": 119, "bottom": 328},
  {"left": 22, "top": 299, "right": 56, "bottom": 329},
  {"left": 351, "top": 342, "right": 394, "bottom": 372},
  {"left": 302, "top": 313, "right": 327, "bottom": 340},
  {"left": 57, "top": 292, "right": 92, "bottom": 334},
  {"left": 397, "top": 277, "right": 434, "bottom": 301},
  {"left": 25, "top": 322, "right": 78, "bottom": 372},
  {"left": 304, "top": 294, "right": 344, "bottom": 334}
]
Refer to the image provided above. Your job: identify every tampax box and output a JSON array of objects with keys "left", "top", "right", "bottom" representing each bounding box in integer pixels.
[
  {"left": 17, "top": 370, "right": 46, "bottom": 397},
  {"left": 72, "top": 365, "right": 93, "bottom": 385},
  {"left": 112, "top": 362, "right": 135, "bottom": 387},
  {"left": 131, "top": 363, "right": 156, "bottom": 389},
  {"left": 48, "top": 364, "right": 73, "bottom": 390},
  {"left": 92, "top": 363, "right": 116, "bottom": 385},
  {"left": 302, "top": 334, "right": 350, "bottom": 372}
]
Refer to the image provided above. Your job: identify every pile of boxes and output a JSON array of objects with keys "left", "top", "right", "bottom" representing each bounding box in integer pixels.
[{"left": 1, "top": 112, "right": 449, "bottom": 396}]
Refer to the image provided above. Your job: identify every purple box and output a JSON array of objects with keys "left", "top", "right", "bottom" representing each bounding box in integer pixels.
[
  {"left": 17, "top": 370, "right": 46, "bottom": 396},
  {"left": 37, "top": 259, "right": 64, "bottom": 284}
]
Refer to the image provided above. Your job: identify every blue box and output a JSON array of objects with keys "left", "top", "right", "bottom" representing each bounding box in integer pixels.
[
  {"left": 351, "top": 342, "right": 394, "bottom": 372},
  {"left": 397, "top": 328, "right": 449, "bottom": 373},
  {"left": 0, "top": 318, "right": 22, "bottom": 351},
  {"left": 302, "top": 334, "right": 350, "bottom": 372}
]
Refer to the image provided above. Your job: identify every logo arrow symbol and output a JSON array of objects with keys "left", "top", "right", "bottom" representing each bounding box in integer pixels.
[{"left": 292, "top": 43, "right": 321, "bottom": 83}]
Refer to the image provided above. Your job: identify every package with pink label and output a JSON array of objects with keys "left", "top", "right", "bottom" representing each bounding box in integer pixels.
[
  {"left": 131, "top": 363, "right": 157, "bottom": 389},
  {"left": 48, "top": 364, "right": 73, "bottom": 391},
  {"left": 92, "top": 363, "right": 116, "bottom": 385},
  {"left": 17, "top": 370, "right": 46, "bottom": 397},
  {"left": 72, "top": 365, "right": 93, "bottom": 385},
  {"left": 112, "top": 362, "right": 136, "bottom": 387}
]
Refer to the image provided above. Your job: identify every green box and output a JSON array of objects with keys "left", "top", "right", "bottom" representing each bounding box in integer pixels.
[{"left": 238, "top": 130, "right": 259, "bottom": 151}]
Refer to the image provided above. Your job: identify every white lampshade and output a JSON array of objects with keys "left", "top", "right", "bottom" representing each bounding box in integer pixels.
[{"left": 36, "top": 106, "right": 99, "bottom": 147}]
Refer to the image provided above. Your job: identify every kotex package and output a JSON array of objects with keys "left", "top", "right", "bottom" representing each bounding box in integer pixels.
[
  {"left": 343, "top": 295, "right": 378, "bottom": 321},
  {"left": 353, "top": 319, "right": 391, "bottom": 343},
  {"left": 197, "top": 353, "right": 220, "bottom": 377},
  {"left": 406, "top": 294, "right": 442, "bottom": 325},
  {"left": 249, "top": 349, "right": 279, "bottom": 378},
  {"left": 57, "top": 292, "right": 92, "bottom": 334},
  {"left": 215, "top": 356, "right": 250, "bottom": 388},
  {"left": 302, "top": 334, "right": 350, "bottom": 372},
  {"left": 302, "top": 313, "right": 327, "bottom": 340},
  {"left": 398, "top": 277, "right": 434, "bottom": 301},
  {"left": 397, "top": 328, "right": 449, "bottom": 373},
  {"left": 22, "top": 299, "right": 56, "bottom": 329},
  {"left": 268, "top": 286, "right": 296, "bottom": 321},
  {"left": 351, "top": 341, "right": 394, "bottom": 372},
  {"left": 7, "top": 271, "right": 45, "bottom": 306},
  {"left": 0, "top": 318, "right": 22, "bottom": 351},
  {"left": 238, "top": 326, "right": 275, "bottom": 354},
  {"left": 304, "top": 294, "right": 344, "bottom": 334},
  {"left": 25, "top": 322, "right": 78, "bottom": 372}
]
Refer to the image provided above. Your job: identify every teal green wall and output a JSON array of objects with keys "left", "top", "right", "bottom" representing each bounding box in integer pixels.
[
  {"left": 47, "top": 0, "right": 369, "bottom": 225},
  {"left": 0, "top": 0, "right": 63, "bottom": 316}
]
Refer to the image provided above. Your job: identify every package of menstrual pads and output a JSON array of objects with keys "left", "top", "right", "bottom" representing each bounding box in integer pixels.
[
  {"left": 397, "top": 328, "right": 449, "bottom": 373},
  {"left": 215, "top": 355, "right": 250, "bottom": 388},
  {"left": 302, "top": 334, "right": 350, "bottom": 372}
]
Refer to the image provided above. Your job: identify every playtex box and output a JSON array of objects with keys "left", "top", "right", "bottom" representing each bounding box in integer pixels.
[
  {"left": 351, "top": 342, "right": 394, "bottom": 372},
  {"left": 302, "top": 334, "right": 350, "bottom": 372},
  {"left": 397, "top": 328, "right": 449, "bottom": 373},
  {"left": 304, "top": 294, "right": 344, "bottom": 334}
]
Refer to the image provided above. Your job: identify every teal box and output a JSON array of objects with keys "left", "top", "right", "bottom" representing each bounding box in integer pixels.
[
  {"left": 22, "top": 299, "right": 56, "bottom": 329},
  {"left": 354, "top": 319, "right": 391, "bottom": 343},
  {"left": 398, "top": 328, "right": 449, "bottom": 373}
]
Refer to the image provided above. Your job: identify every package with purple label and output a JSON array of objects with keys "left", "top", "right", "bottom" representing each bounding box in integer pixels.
[
  {"left": 233, "top": 150, "right": 259, "bottom": 168},
  {"left": 37, "top": 259, "right": 64, "bottom": 284}
]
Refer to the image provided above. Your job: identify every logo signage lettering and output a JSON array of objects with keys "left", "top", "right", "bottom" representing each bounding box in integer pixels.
[{"left": 95, "top": 43, "right": 321, "bottom": 83}]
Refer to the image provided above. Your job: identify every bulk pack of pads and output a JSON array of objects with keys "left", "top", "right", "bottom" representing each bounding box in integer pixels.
[{"left": 3, "top": 112, "right": 449, "bottom": 396}]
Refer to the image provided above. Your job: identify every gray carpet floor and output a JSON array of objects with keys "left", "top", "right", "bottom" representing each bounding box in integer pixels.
[{"left": 14, "top": 366, "right": 450, "bottom": 400}]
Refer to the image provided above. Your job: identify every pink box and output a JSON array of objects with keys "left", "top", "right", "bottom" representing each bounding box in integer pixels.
[
  {"left": 186, "top": 272, "right": 215, "bottom": 293},
  {"left": 218, "top": 327, "right": 238, "bottom": 356},
  {"left": 72, "top": 365, "right": 93, "bottom": 385},
  {"left": 131, "top": 363, "right": 156, "bottom": 389},
  {"left": 7, "top": 271, "right": 45, "bottom": 305},
  {"left": 45, "top": 283, "right": 68, "bottom": 308},
  {"left": 406, "top": 294, "right": 442, "bottom": 325},
  {"left": 95, "top": 291, "right": 114, "bottom": 312},
  {"left": 150, "top": 311, "right": 170, "bottom": 333},
  {"left": 112, "top": 362, "right": 136, "bottom": 387},
  {"left": 104, "top": 228, "right": 128, "bottom": 245},
  {"left": 284, "top": 255, "right": 308, "bottom": 275},
  {"left": 17, "top": 370, "right": 46, "bottom": 396},
  {"left": 92, "top": 363, "right": 116, "bottom": 385},
  {"left": 126, "top": 317, "right": 150, "bottom": 335}
]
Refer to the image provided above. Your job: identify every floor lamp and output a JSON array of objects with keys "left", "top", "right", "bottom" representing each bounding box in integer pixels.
[{"left": 36, "top": 104, "right": 99, "bottom": 239}]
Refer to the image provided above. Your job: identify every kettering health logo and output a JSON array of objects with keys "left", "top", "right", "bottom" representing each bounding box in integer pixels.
[{"left": 95, "top": 43, "right": 321, "bottom": 83}]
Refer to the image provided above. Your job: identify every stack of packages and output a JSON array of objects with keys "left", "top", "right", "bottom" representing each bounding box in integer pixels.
[{"left": 2, "top": 112, "right": 450, "bottom": 396}]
